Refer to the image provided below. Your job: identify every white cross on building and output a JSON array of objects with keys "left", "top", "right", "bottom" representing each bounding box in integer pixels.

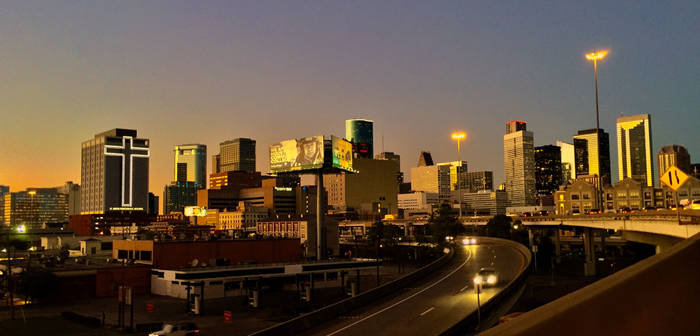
[{"left": 104, "top": 136, "right": 150, "bottom": 207}]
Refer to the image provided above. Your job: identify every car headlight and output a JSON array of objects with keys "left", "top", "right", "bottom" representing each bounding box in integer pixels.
[
  {"left": 487, "top": 275, "right": 497, "bottom": 284},
  {"left": 473, "top": 276, "right": 482, "bottom": 285},
  {"left": 470, "top": 238, "right": 476, "bottom": 244}
]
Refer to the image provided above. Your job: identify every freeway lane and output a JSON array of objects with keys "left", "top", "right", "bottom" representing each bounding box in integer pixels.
[{"left": 302, "top": 238, "right": 528, "bottom": 336}]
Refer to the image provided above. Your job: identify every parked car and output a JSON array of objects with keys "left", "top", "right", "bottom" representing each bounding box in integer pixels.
[
  {"left": 618, "top": 207, "right": 632, "bottom": 214},
  {"left": 643, "top": 206, "right": 657, "bottom": 212},
  {"left": 570, "top": 209, "right": 581, "bottom": 216},
  {"left": 587, "top": 209, "right": 601, "bottom": 215},
  {"left": 538, "top": 210, "right": 549, "bottom": 216},
  {"left": 149, "top": 322, "right": 199, "bottom": 336}
]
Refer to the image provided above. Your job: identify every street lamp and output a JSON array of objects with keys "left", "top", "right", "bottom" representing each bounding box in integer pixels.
[
  {"left": 450, "top": 132, "right": 466, "bottom": 162},
  {"left": 585, "top": 50, "right": 608, "bottom": 131}
]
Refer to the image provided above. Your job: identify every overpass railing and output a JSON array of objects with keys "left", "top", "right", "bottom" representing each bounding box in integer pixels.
[{"left": 479, "top": 232, "right": 700, "bottom": 335}]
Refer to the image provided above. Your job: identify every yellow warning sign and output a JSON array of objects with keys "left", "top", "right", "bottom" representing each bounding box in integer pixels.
[{"left": 660, "top": 166, "right": 689, "bottom": 191}]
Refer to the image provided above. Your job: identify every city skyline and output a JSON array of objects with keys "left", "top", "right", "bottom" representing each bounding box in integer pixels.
[{"left": 0, "top": 1, "right": 698, "bottom": 198}]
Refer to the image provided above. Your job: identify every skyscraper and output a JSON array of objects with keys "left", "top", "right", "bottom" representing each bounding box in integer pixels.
[
  {"left": 616, "top": 114, "right": 654, "bottom": 186},
  {"left": 217, "top": 138, "right": 256, "bottom": 173},
  {"left": 573, "top": 128, "right": 611, "bottom": 186},
  {"left": 657, "top": 145, "right": 691, "bottom": 177},
  {"left": 504, "top": 120, "right": 536, "bottom": 206},
  {"left": 0, "top": 185, "right": 8, "bottom": 224},
  {"left": 55, "top": 181, "right": 81, "bottom": 216},
  {"left": 4, "top": 188, "right": 68, "bottom": 229},
  {"left": 535, "top": 145, "right": 563, "bottom": 196},
  {"left": 458, "top": 171, "right": 494, "bottom": 192},
  {"left": 345, "top": 119, "right": 374, "bottom": 158},
  {"left": 437, "top": 161, "right": 468, "bottom": 191},
  {"left": 164, "top": 181, "right": 198, "bottom": 214},
  {"left": 411, "top": 165, "right": 451, "bottom": 202},
  {"left": 557, "top": 141, "right": 575, "bottom": 182},
  {"left": 81, "top": 129, "right": 150, "bottom": 214},
  {"left": 174, "top": 144, "right": 207, "bottom": 188},
  {"left": 375, "top": 151, "right": 403, "bottom": 184},
  {"left": 417, "top": 151, "right": 434, "bottom": 167}
]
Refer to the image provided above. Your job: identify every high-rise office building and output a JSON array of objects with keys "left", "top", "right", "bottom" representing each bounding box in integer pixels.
[
  {"left": 417, "top": 151, "right": 434, "bottom": 167},
  {"left": 458, "top": 171, "right": 494, "bottom": 192},
  {"left": 148, "top": 192, "right": 159, "bottom": 215},
  {"left": 55, "top": 181, "right": 81, "bottom": 216},
  {"left": 616, "top": 114, "right": 654, "bottom": 186},
  {"left": 0, "top": 185, "right": 9, "bottom": 224},
  {"left": 557, "top": 141, "right": 575, "bottom": 182},
  {"left": 174, "top": 144, "right": 207, "bottom": 189},
  {"left": 345, "top": 119, "right": 374, "bottom": 158},
  {"left": 164, "top": 181, "right": 198, "bottom": 214},
  {"left": 657, "top": 145, "right": 691, "bottom": 179},
  {"left": 411, "top": 164, "right": 452, "bottom": 202},
  {"left": 4, "top": 188, "right": 69, "bottom": 229},
  {"left": 437, "top": 161, "right": 468, "bottom": 191},
  {"left": 81, "top": 129, "right": 150, "bottom": 214},
  {"left": 573, "top": 128, "right": 611, "bottom": 186},
  {"left": 324, "top": 158, "right": 399, "bottom": 214},
  {"left": 216, "top": 138, "right": 256, "bottom": 173},
  {"left": 375, "top": 152, "right": 403, "bottom": 184},
  {"left": 504, "top": 121, "right": 536, "bottom": 206},
  {"left": 535, "top": 145, "right": 563, "bottom": 196}
]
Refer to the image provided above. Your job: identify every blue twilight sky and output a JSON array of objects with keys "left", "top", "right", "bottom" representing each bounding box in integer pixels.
[{"left": 0, "top": 1, "right": 698, "bottom": 197}]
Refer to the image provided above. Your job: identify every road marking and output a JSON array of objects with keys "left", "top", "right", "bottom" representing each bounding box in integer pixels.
[
  {"left": 326, "top": 249, "right": 473, "bottom": 336},
  {"left": 459, "top": 284, "right": 469, "bottom": 292},
  {"left": 419, "top": 307, "right": 435, "bottom": 316}
]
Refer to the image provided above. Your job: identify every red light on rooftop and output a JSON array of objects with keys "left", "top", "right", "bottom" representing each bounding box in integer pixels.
[{"left": 506, "top": 120, "right": 527, "bottom": 125}]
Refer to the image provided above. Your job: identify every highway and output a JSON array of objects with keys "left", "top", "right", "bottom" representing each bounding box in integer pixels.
[{"left": 302, "top": 238, "right": 529, "bottom": 336}]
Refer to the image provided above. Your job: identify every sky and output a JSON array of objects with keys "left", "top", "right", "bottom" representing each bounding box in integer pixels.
[{"left": 0, "top": 1, "right": 698, "bottom": 200}]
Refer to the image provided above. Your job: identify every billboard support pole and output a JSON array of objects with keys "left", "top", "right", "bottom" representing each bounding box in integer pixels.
[{"left": 316, "top": 172, "right": 324, "bottom": 261}]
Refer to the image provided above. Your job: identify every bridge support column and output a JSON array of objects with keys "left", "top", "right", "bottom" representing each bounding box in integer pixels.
[
  {"left": 553, "top": 229, "right": 561, "bottom": 264},
  {"left": 583, "top": 228, "right": 596, "bottom": 276}
]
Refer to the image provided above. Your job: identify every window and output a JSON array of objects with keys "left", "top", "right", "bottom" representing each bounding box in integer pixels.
[
  {"left": 630, "top": 191, "right": 640, "bottom": 198},
  {"left": 91, "top": 247, "right": 97, "bottom": 254},
  {"left": 571, "top": 194, "right": 580, "bottom": 200},
  {"left": 583, "top": 193, "right": 590, "bottom": 200},
  {"left": 117, "top": 250, "right": 127, "bottom": 259},
  {"left": 606, "top": 193, "right": 613, "bottom": 200},
  {"left": 617, "top": 192, "right": 627, "bottom": 198},
  {"left": 141, "top": 251, "right": 152, "bottom": 261},
  {"left": 644, "top": 192, "right": 651, "bottom": 199}
]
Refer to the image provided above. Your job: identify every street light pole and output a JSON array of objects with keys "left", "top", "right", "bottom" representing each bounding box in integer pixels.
[
  {"left": 475, "top": 282, "right": 481, "bottom": 327},
  {"left": 450, "top": 132, "right": 466, "bottom": 219},
  {"left": 585, "top": 50, "right": 608, "bottom": 132}
]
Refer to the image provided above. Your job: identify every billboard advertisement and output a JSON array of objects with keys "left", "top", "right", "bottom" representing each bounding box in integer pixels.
[
  {"left": 184, "top": 206, "right": 207, "bottom": 217},
  {"left": 270, "top": 136, "right": 324, "bottom": 173},
  {"left": 331, "top": 136, "right": 353, "bottom": 172}
]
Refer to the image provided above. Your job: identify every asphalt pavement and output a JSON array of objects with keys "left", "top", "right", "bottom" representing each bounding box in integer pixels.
[{"left": 302, "top": 238, "right": 528, "bottom": 336}]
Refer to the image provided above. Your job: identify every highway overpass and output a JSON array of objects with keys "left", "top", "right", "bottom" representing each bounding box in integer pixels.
[{"left": 298, "top": 237, "right": 530, "bottom": 336}]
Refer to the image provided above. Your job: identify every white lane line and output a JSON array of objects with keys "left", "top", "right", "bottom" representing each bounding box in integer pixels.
[
  {"left": 326, "top": 249, "right": 473, "bottom": 336},
  {"left": 419, "top": 307, "right": 435, "bottom": 316},
  {"left": 459, "top": 284, "right": 469, "bottom": 292}
]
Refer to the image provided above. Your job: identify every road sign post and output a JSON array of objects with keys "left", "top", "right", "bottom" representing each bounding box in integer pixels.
[{"left": 660, "top": 166, "right": 689, "bottom": 225}]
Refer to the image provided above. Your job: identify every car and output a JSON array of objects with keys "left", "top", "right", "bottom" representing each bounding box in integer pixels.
[
  {"left": 669, "top": 204, "right": 681, "bottom": 211},
  {"left": 538, "top": 210, "right": 549, "bottom": 216},
  {"left": 570, "top": 209, "right": 581, "bottom": 216},
  {"left": 685, "top": 200, "right": 700, "bottom": 210},
  {"left": 522, "top": 212, "right": 533, "bottom": 217},
  {"left": 473, "top": 267, "right": 498, "bottom": 287},
  {"left": 643, "top": 206, "right": 656, "bottom": 212},
  {"left": 618, "top": 207, "right": 631, "bottom": 214},
  {"left": 149, "top": 322, "right": 199, "bottom": 336},
  {"left": 587, "top": 209, "right": 601, "bottom": 215},
  {"left": 462, "top": 237, "right": 477, "bottom": 245}
]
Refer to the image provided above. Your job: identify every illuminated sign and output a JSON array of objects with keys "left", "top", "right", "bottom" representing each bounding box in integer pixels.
[
  {"left": 104, "top": 136, "right": 150, "bottom": 207},
  {"left": 270, "top": 136, "right": 324, "bottom": 173},
  {"left": 109, "top": 207, "right": 145, "bottom": 211},
  {"left": 184, "top": 206, "right": 207, "bottom": 217},
  {"left": 331, "top": 136, "right": 353, "bottom": 172}
]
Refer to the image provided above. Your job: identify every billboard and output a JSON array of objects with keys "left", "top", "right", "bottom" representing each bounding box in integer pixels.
[
  {"left": 184, "top": 206, "right": 207, "bottom": 217},
  {"left": 331, "top": 136, "right": 353, "bottom": 172},
  {"left": 270, "top": 136, "right": 324, "bottom": 173}
]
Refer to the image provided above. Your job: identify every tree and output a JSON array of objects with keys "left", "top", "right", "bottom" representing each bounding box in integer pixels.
[
  {"left": 429, "top": 203, "right": 465, "bottom": 243},
  {"left": 486, "top": 214, "right": 512, "bottom": 238}
]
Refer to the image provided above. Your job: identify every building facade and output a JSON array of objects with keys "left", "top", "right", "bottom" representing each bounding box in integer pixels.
[
  {"left": 410, "top": 164, "right": 451, "bottom": 202},
  {"left": 574, "top": 128, "right": 611, "bottom": 186},
  {"left": 174, "top": 144, "right": 207, "bottom": 189},
  {"left": 657, "top": 145, "right": 691, "bottom": 178},
  {"left": 458, "top": 190, "right": 508, "bottom": 216},
  {"left": 438, "top": 161, "right": 468, "bottom": 191},
  {"left": 616, "top": 114, "right": 653, "bottom": 186},
  {"left": 3, "top": 188, "right": 69, "bottom": 229},
  {"left": 0, "top": 185, "right": 7, "bottom": 224},
  {"left": 81, "top": 129, "right": 150, "bottom": 214},
  {"left": 217, "top": 138, "right": 256, "bottom": 173},
  {"left": 345, "top": 119, "right": 374, "bottom": 158},
  {"left": 535, "top": 145, "right": 563, "bottom": 196},
  {"left": 55, "top": 181, "right": 81, "bottom": 216},
  {"left": 398, "top": 191, "right": 439, "bottom": 210},
  {"left": 457, "top": 171, "right": 494, "bottom": 193},
  {"left": 504, "top": 120, "right": 536, "bottom": 206},
  {"left": 209, "top": 171, "right": 262, "bottom": 190},
  {"left": 164, "top": 181, "right": 198, "bottom": 214},
  {"left": 556, "top": 141, "right": 575, "bottom": 183},
  {"left": 324, "top": 158, "right": 399, "bottom": 214}
]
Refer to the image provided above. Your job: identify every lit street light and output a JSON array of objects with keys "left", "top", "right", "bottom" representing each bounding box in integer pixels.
[
  {"left": 450, "top": 132, "right": 466, "bottom": 162},
  {"left": 585, "top": 50, "right": 609, "bottom": 131}
]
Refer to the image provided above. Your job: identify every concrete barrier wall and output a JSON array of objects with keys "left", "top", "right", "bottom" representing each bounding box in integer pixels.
[
  {"left": 480, "top": 232, "right": 700, "bottom": 336},
  {"left": 251, "top": 248, "right": 455, "bottom": 336},
  {"left": 441, "top": 237, "right": 532, "bottom": 335}
]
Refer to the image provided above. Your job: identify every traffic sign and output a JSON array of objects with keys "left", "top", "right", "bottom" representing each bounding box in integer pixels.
[{"left": 660, "top": 166, "right": 689, "bottom": 191}]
